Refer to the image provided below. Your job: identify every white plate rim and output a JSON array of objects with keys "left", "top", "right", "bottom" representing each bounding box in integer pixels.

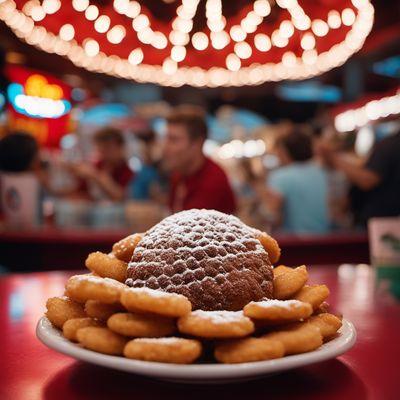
[{"left": 36, "top": 316, "right": 356, "bottom": 382}]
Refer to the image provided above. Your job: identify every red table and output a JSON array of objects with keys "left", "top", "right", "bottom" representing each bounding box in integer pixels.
[{"left": 1, "top": 264, "right": 399, "bottom": 400}]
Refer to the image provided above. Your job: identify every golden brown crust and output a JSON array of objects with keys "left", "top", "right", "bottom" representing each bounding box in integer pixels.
[
  {"left": 62, "top": 317, "right": 103, "bottom": 341},
  {"left": 177, "top": 310, "right": 255, "bottom": 338},
  {"left": 263, "top": 323, "right": 323, "bottom": 355},
  {"left": 120, "top": 287, "right": 192, "bottom": 318},
  {"left": 84, "top": 300, "right": 125, "bottom": 321},
  {"left": 293, "top": 284, "right": 330, "bottom": 310},
  {"left": 214, "top": 337, "right": 285, "bottom": 363},
  {"left": 255, "top": 231, "right": 281, "bottom": 264},
  {"left": 273, "top": 265, "right": 309, "bottom": 300},
  {"left": 65, "top": 274, "right": 126, "bottom": 304},
  {"left": 124, "top": 337, "right": 202, "bottom": 364},
  {"left": 45, "top": 296, "right": 86, "bottom": 329},
  {"left": 85, "top": 252, "right": 128, "bottom": 282},
  {"left": 243, "top": 299, "right": 313, "bottom": 322},
  {"left": 112, "top": 233, "right": 143, "bottom": 263},
  {"left": 107, "top": 312, "right": 176, "bottom": 337},
  {"left": 76, "top": 327, "right": 127, "bottom": 355}
]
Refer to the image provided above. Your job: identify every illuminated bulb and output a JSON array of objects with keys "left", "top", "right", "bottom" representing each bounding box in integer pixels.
[
  {"left": 312, "top": 19, "right": 329, "bottom": 37},
  {"left": 84, "top": 39, "right": 99, "bottom": 57},
  {"left": 247, "top": 11, "right": 263, "bottom": 26},
  {"left": 113, "top": 0, "right": 128, "bottom": 14},
  {"left": 226, "top": 53, "right": 241, "bottom": 71},
  {"left": 282, "top": 51, "right": 297, "bottom": 67},
  {"left": 230, "top": 25, "right": 246, "bottom": 42},
  {"left": 152, "top": 32, "right": 168, "bottom": 49},
  {"left": 302, "top": 49, "right": 317, "bottom": 65},
  {"left": 42, "top": 0, "right": 61, "bottom": 14},
  {"left": 173, "top": 18, "right": 193, "bottom": 33},
  {"left": 163, "top": 58, "right": 177, "bottom": 75},
  {"left": 234, "top": 41, "right": 252, "bottom": 59},
  {"left": 271, "top": 31, "right": 288, "bottom": 48},
  {"left": 59, "top": 24, "right": 75, "bottom": 41},
  {"left": 253, "top": 0, "right": 271, "bottom": 17},
  {"left": 171, "top": 45, "right": 186, "bottom": 62},
  {"left": 207, "top": 18, "right": 226, "bottom": 33},
  {"left": 132, "top": 14, "right": 150, "bottom": 31},
  {"left": 279, "top": 20, "right": 294, "bottom": 38},
  {"left": 72, "top": 0, "right": 89, "bottom": 12},
  {"left": 328, "top": 10, "right": 341, "bottom": 29},
  {"left": 342, "top": 8, "right": 356, "bottom": 26},
  {"left": 241, "top": 18, "right": 258, "bottom": 34},
  {"left": 95, "top": 15, "right": 111, "bottom": 33},
  {"left": 31, "top": 6, "right": 45, "bottom": 21},
  {"left": 107, "top": 25, "right": 126, "bottom": 44},
  {"left": 126, "top": 1, "right": 141, "bottom": 18},
  {"left": 138, "top": 27, "right": 155, "bottom": 44},
  {"left": 254, "top": 33, "right": 271, "bottom": 52},
  {"left": 128, "top": 48, "right": 144, "bottom": 65},
  {"left": 211, "top": 31, "right": 230, "bottom": 49},
  {"left": 301, "top": 32, "right": 316, "bottom": 50},
  {"left": 169, "top": 31, "right": 189, "bottom": 46},
  {"left": 192, "top": 32, "right": 209, "bottom": 50},
  {"left": 276, "top": 0, "right": 297, "bottom": 7},
  {"left": 85, "top": 5, "right": 99, "bottom": 21},
  {"left": 293, "top": 15, "right": 311, "bottom": 30}
]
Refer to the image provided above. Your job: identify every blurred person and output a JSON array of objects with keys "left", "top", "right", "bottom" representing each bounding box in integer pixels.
[
  {"left": 0, "top": 131, "right": 49, "bottom": 183},
  {"left": 70, "top": 127, "right": 133, "bottom": 202},
  {"left": 318, "top": 129, "right": 400, "bottom": 227},
  {"left": 128, "top": 130, "right": 167, "bottom": 202},
  {"left": 163, "top": 105, "right": 236, "bottom": 214},
  {"left": 0, "top": 131, "right": 49, "bottom": 226},
  {"left": 259, "top": 129, "right": 330, "bottom": 234},
  {"left": 312, "top": 126, "right": 351, "bottom": 230}
]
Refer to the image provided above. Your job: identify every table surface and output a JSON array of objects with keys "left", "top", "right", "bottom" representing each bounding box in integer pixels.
[{"left": 1, "top": 264, "right": 399, "bottom": 400}]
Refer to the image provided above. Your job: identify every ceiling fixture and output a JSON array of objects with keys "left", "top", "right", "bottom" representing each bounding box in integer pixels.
[{"left": 0, "top": 0, "right": 374, "bottom": 87}]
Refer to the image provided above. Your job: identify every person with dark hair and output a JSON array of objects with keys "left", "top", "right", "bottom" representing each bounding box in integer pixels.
[
  {"left": 262, "top": 129, "right": 329, "bottom": 234},
  {"left": 0, "top": 132, "right": 40, "bottom": 172},
  {"left": 317, "top": 129, "right": 400, "bottom": 226},
  {"left": 70, "top": 127, "right": 133, "bottom": 201},
  {"left": 163, "top": 105, "right": 236, "bottom": 214}
]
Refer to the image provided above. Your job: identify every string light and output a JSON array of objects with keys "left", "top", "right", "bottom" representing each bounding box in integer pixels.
[
  {"left": 94, "top": 15, "right": 111, "bottom": 33},
  {"left": 107, "top": 25, "right": 126, "bottom": 44},
  {"left": 192, "top": 32, "right": 208, "bottom": 50},
  {"left": 85, "top": 5, "right": 99, "bottom": 21},
  {"left": 254, "top": 34, "right": 271, "bottom": 52},
  {"left": 335, "top": 90, "right": 400, "bottom": 132},
  {"left": 128, "top": 48, "right": 143, "bottom": 65},
  {"left": 0, "top": 0, "right": 375, "bottom": 87},
  {"left": 59, "top": 24, "right": 75, "bottom": 41}
]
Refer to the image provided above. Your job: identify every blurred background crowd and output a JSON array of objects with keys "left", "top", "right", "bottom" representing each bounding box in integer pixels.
[{"left": 0, "top": 0, "right": 399, "bottom": 272}]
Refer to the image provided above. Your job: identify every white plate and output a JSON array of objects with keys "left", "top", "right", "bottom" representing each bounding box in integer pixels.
[{"left": 36, "top": 316, "right": 356, "bottom": 384}]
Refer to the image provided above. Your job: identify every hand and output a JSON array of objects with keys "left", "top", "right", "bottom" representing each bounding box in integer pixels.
[{"left": 69, "top": 162, "right": 97, "bottom": 180}]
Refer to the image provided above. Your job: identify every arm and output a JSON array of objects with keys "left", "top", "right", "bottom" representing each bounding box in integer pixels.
[
  {"left": 332, "top": 154, "right": 381, "bottom": 191},
  {"left": 90, "top": 170, "right": 126, "bottom": 201},
  {"left": 70, "top": 163, "right": 126, "bottom": 201},
  {"left": 253, "top": 182, "right": 284, "bottom": 226}
]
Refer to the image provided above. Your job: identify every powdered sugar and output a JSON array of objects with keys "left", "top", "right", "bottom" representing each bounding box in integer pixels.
[
  {"left": 126, "top": 209, "right": 273, "bottom": 310},
  {"left": 248, "top": 299, "right": 304, "bottom": 309},
  {"left": 127, "top": 286, "right": 184, "bottom": 299},
  {"left": 191, "top": 310, "right": 248, "bottom": 324}
]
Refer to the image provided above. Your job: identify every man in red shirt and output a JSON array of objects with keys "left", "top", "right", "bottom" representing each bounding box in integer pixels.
[{"left": 164, "top": 105, "right": 236, "bottom": 214}]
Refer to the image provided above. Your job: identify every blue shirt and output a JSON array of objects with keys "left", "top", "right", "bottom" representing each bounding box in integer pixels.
[
  {"left": 269, "top": 162, "right": 330, "bottom": 234},
  {"left": 128, "top": 165, "right": 160, "bottom": 200}
]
